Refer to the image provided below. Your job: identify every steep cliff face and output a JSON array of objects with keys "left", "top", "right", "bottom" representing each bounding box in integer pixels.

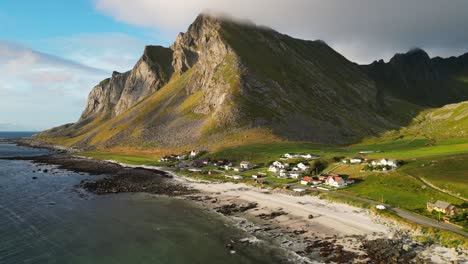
[
  {"left": 37, "top": 14, "right": 442, "bottom": 150},
  {"left": 79, "top": 71, "right": 129, "bottom": 121},
  {"left": 80, "top": 46, "right": 174, "bottom": 120},
  {"left": 362, "top": 49, "right": 468, "bottom": 107}
]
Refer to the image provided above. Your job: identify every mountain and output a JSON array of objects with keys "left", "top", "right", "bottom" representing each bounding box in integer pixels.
[
  {"left": 361, "top": 49, "right": 468, "bottom": 107},
  {"left": 35, "top": 14, "right": 465, "bottom": 151},
  {"left": 373, "top": 101, "right": 468, "bottom": 142}
]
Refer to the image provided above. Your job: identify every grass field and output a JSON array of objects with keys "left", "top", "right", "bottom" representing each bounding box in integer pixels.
[
  {"left": 401, "top": 154, "right": 468, "bottom": 199},
  {"left": 340, "top": 171, "right": 465, "bottom": 211},
  {"left": 77, "top": 151, "right": 164, "bottom": 166}
]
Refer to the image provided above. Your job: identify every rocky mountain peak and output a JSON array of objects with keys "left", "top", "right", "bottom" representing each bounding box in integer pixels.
[{"left": 389, "top": 48, "right": 431, "bottom": 65}]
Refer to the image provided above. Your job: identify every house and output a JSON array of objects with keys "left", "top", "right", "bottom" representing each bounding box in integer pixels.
[
  {"left": 193, "top": 159, "right": 208, "bottom": 168},
  {"left": 350, "top": 158, "right": 364, "bottom": 164},
  {"left": 272, "top": 161, "right": 287, "bottom": 168},
  {"left": 176, "top": 154, "right": 187, "bottom": 160},
  {"left": 252, "top": 174, "right": 262, "bottom": 179},
  {"left": 318, "top": 175, "right": 328, "bottom": 181},
  {"left": 283, "top": 153, "right": 295, "bottom": 159},
  {"left": 289, "top": 171, "right": 302, "bottom": 179},
  {"left": 301, "top": 154, "right": 314, "bottom": 159},
  {"left": 215, "top": 159, "right": 229, "bottom": 166},
  {"left": 374, "top": 159, "right": 399, "bottom": 168},
  {"left": 427, "top": 201, "right": 458, "bottom": 216},
  {"left": 311, "top": 180, "right": 322, "bottom": 185},
  {"left": 268, "top": 166, "right": 280, "bottom": 173},
  {"left": 297, "top": 162, "right": 310, "bottom": 171},
  {"left": 189, "top": 150, "right": 199, "bottom": 158},
  {"left": 301, "top": 176, "right": 313, "bottom": 185},
  {"left": 240, "top": 161, "right": 252, "bottom": 170},
  {"left": 325, "top": 175, "right": 348, "bottom": 188},
  {"left": 224, "top": 164, "right": 234, "bottom": 171},
  {"left": 279, "top": 169, "right": 288, "bottom": 178}
]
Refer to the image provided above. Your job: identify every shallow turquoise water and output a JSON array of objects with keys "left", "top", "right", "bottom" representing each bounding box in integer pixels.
[{"left": 0, "top": 143, "right": 289, "bottom": 264}]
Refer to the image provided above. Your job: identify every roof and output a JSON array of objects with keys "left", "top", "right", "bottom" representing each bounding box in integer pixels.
[
  {"left": 428, "top": 200, "right": 452, "bottom": 209},
  {"left": 326, "top": 174, "right": 347, "bottom": 182},
  {"left": 303, "top": 176, "right": 313, "bottom": 181}
]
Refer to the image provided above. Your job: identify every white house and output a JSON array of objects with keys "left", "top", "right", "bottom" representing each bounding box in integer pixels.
[
  {"left": 301, "top": 154, "right": 313, "bottom": 159},
  {"left": 189, "top": 150, "right": 199, "bottom": 158},
  {"left": 289, "top": 171, "right": 302, "bottom": 179},
  {"left": 371, "top": 159, "right": 399, "bottom": 168},
  {"left": 297, "top": 162, "right": 310, "bottom": 171},
  {"left": 224, "top": 165, "right": 233, "bottom": 171},
  {"left": 272, "top": 161, "right": 287, "bottom": 168},
  {"left": 240, "top": 161, "right": 252, "bottom": 170},
  {"left": 252, "top": 175, "right": 262, "bottom": 179},
  {"left": 268, "top": 166, "right": 280, "bottom": 173},
  {"left": 350, "top": 158, "right": 364, "bottom": 164},
  {"left": 279, "top": 169, "right": 288, "bottom": 178}
]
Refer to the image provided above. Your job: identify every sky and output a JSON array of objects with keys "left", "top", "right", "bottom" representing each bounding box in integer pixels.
[{"left": 1, "top": 0, "right": 468, "bottom": 131}]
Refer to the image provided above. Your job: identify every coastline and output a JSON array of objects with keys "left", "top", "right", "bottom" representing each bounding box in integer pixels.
[{"left": 4, "top": 140, "right": 467, "bottom": 263}]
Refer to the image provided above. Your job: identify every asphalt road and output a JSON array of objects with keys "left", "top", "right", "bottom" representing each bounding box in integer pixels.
[{"left": 331, "top": 191, "right": 468, "bottom": 237}]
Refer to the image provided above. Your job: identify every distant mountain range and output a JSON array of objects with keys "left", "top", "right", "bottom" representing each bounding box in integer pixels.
[{"left": 36, "top": 14, "right": 468, "bottom": 150}]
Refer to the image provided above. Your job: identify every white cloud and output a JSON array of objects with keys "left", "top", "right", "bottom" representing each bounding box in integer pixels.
[
  {"left": 0, "top": 33, "right": 151, "bottom": 131},
  {"left": 0, "top": 41, "right": 109, "bottom": 131},
  {"left": 94, "top": 0, "right": 468, "bottom": 63},
  {"left": 42, "top": 33, "right": 149, "bottom": 72}
]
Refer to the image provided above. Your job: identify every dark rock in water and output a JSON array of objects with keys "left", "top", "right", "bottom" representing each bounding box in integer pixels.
[
  {"left": 32, "top": 176, "right": 38, "bottom": 180},
  {"left": 43, "top": 169, "right": 48, "bottom": 173},
  {"left": 308, "top": 214, "right": 314, "bottom": 219}
]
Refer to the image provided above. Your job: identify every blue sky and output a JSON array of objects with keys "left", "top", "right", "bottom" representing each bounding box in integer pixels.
[
  {"left": 0, "top": 0, "right": 172, "bottom": 131},
  {"left": 1, "top": 0, "right": 467, "bottom": 131}
]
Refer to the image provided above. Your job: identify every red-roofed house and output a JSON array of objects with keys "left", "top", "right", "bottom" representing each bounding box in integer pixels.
[
  {"left": 325, "top": 175, "right": 347, "bottom": 188},
  {"left": 301, "top": 176, "right": 313, "bottom": 185}
]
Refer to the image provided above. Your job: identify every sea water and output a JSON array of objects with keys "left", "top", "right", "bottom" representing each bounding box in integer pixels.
[{"left": 0, "top": 139, "right": 290, "bottom": 264}]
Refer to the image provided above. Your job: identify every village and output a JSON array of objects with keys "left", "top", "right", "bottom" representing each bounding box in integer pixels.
[
  {"left": 159, "top": 150, "right": 466, "bottom": 226},
  {"left": 159, "top": 151, "right": 402, "bottom": 192}
]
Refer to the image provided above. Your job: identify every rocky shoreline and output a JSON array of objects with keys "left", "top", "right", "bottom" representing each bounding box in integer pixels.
[{"left": 3, "top": 141, "right": 467, "bottom": 263}]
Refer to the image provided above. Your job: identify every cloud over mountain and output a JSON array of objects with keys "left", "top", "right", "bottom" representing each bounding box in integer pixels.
[{"left": 94, "top": 0, "right": 468, "bottom": 63}]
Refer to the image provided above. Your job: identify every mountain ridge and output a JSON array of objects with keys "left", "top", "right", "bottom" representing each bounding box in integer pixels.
[
  {"left": 361, "top": 49, "right": 468, "bottom": 107},
  {"left": 35, "top": 14, "right": 468, "bottom": 151}
]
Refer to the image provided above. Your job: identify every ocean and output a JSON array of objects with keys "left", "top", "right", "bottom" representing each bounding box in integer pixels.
[
  {"left": 0, "top": 139, "right": 290, "bottom": 263},
  {"left": 0, "top": 131, "right": 38, "bottom": 139}
]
